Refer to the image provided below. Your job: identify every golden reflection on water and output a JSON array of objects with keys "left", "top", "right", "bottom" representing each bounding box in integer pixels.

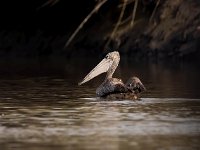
[{"left": 0, "top": 61, "right": 200, "bottom": 149}]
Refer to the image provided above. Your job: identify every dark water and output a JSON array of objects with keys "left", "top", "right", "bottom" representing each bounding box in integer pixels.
[{"left": 0, "top": 59, "right": 200, "bottom": 150}]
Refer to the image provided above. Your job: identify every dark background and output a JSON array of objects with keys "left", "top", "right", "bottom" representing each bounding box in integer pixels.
[
  {"left": 0, "top": 0, "right": 95, "bottom": 33},
  {"left": 0, "top": 0, "right": 200, "bottom": 63}
]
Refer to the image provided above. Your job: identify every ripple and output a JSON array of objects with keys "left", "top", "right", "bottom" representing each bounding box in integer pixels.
[{"left": 0, "top": 78, "right": 200, "bottom": 149}]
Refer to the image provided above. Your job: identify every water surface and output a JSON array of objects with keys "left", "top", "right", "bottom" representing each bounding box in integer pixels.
[{"left": 0, "top": 60, "right": 200, "bottom": 150}]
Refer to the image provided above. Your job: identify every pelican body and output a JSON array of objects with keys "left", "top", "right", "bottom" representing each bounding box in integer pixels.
[{"left": 79, "top": 51, "right": 146, "bottom": 100}]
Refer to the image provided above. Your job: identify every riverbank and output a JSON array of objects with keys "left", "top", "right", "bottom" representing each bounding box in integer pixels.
[{"left": 0, "top": 0, "right": 199, "bottom": 62}]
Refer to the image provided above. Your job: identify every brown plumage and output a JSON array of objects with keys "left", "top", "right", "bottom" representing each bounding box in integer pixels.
[{"left": 79, "top": 51, "right": 146, "bottom": 100}]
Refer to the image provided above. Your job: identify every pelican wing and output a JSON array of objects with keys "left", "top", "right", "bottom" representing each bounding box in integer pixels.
[{"left": 78, "top": 58, "right": 112, "bottom": 85}]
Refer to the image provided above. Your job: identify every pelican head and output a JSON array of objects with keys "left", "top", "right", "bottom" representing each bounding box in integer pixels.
[{"left": 79, "top": 51, "right": 120, "bottom": 85}]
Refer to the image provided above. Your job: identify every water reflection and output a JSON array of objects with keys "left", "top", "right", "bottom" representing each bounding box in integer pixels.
[{"left": 0, "top": 60, "right": 200, "bottom": 149}]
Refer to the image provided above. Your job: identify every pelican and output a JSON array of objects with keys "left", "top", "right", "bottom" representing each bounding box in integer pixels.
[{"left": 78, "top": 51, "right": 146, "bottom": 99}]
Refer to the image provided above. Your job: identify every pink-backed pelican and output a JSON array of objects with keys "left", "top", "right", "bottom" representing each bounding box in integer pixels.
[{"left": 79, "top": 51, "right": 146, "bottom": 99}]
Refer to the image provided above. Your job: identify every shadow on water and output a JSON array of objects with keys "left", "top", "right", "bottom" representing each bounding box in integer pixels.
[{"left": 0, "top": 58, "right": 200, "bottom": 150}]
